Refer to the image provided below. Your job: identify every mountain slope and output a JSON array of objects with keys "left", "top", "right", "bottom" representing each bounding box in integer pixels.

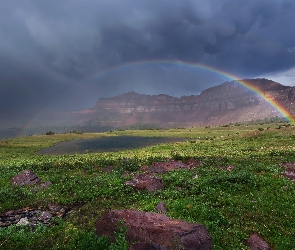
[{"left": 32, "top": 78, "right": 295, "bottom": 129}]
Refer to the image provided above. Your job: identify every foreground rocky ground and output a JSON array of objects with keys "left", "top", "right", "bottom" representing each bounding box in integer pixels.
[{"left": 3, "top": 158, "right": 292, "bottom": 249}]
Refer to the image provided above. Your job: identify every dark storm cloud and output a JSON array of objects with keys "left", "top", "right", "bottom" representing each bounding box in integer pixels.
[{"left": 1, "top": 0, "right": 295, "bottom": 125}]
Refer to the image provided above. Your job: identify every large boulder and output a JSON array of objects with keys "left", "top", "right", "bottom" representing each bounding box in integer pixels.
[
  {"left": 124, "top": 174, "right": 164, "bottom": 191},
  {"left": 11, "top": 170, "right": 41, "bottom": 186},
  {"left": 95, "top": 209, "right": 213, "bottom": 250}
]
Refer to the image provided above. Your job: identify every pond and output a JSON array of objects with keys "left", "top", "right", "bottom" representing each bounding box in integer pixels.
[{"left": 38, "top": 136, "right": 188, "bottom": 155}]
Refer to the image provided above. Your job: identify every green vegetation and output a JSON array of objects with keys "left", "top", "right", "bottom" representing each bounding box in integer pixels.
[
  {"left": 45, "top": 131, "right": 55, "bottom": 135},
  {"left": 0, "top": 123, "right": 295, "bottom": 249}
]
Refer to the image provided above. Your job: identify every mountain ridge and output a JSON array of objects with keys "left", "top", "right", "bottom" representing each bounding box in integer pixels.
[{"left": 22, "top": 78, "right": 295, "bottom": 133}]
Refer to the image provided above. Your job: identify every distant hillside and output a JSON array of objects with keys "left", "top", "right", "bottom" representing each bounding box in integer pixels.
[{"left": 22, "top": 78, "right": 295, "bottom": 134}]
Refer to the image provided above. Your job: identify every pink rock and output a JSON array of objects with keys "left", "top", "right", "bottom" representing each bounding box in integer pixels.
[
  {"left": 185, "top": 158, "right": 202, "bottom": 169},
  {"left": 155, "top": 202, "right": 167, "bottom": 214},
  {"left": 31, "top": 181, "right": 52, "bottom": 192},
  {"left": 11, "top": 170, "right": 41, "bottom": 186},
  {"left": 226, "top": 166, "right": 234, "bottom": 171},
  {"left": 150, "top": 160, "right": 188, "bottom": 174},
  {"left": 95, "top": 209, "right": 213, "bottom": 250},
  {"left": 38, "top": 211, "right": 52, "bottom": 221},
  {"left": 125, "top": 174, "right": 164, "bottom": 191},
  {"left": 129, "top": 242, "right": 164, "bottom": 250},
  {"left": 38, "top": 181, "right": 52, "bottom": 189},
  {"left": 102, "top": 166, "right": 114, "bottom": 172},
  {"left": 245, "top": 233, "right": 270, "bottom": 250},
  {"left": 283, "top": 166, "right": 295, "bottom": 181}
]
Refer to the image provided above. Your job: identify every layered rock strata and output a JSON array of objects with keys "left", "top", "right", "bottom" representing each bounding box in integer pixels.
[{"left": 37, "top": 78, "right": 295, "bottom": 128}]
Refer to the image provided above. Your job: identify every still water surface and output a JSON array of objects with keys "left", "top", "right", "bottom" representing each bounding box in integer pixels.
[{"left": 38, "top": 136, "right": 187, "bottom": 155}]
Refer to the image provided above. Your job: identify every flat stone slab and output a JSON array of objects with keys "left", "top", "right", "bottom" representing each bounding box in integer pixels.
[{"left": 95, "top": 209, "right": 213, "bottom": 250}]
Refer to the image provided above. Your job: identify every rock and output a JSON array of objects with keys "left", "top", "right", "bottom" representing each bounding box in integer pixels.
[
  {"left": 122, "top": 171, "right": 132, "bottom": 177},
  {"left": 283, "top": 162, "right": 295, "bottom": 181},
  {"left": 125, "top": 174, "right": 164, "bottom": 191},
  {"left": 38, "top": 211, "right": 52, "bottom": 222},
  {"left": 16, "top": 217, "right": 29, "bottom": 226},
  {"left": 281, "top": 162, "right": 295, "bottom": 167},
  {"left": 95, "top": 210, "right": 213, "bottom": 250},
  {"left": 0, "top": 205, "right": 69, "bottom": 228},
  {"left": 48, "top": 204, "right": 61, "bottom": 212},
  {"left": 44, "top": 79, "right": 295, "bottom": 128},
  {"left": 31, "top": 181, "right": 53, "bottom": 192},
  {"left": 102, "top": 166, "right": 114, "bottom": 172},
  {"left": 185, "top": 158, "right": 202, "bottom": 169},
  {"left": 129, "top": 242, "right": 164, "bottom": 250},
  {"left": 47, "top": 204, "right": 68, "bottom": 218},
  {"left": 11, "top": 170, "right": 41, "bottom": 186},
  {"left": 150, "top": 160, "right": 188, "bottom": 174},
  {"left": 226, "top": 166, "right": 234, "bottom": 171},
  {"left": 4, "top": 210, "right": 14, "bottom": 216},
  {"left": 155, "top": 202, "right": 167, "bottom": 214},
  {"left": 38, "top": 181, "right": 52, "bottom": 189},
  {"left": 245, "top": 233, "right": 270, "bottom": 250}
]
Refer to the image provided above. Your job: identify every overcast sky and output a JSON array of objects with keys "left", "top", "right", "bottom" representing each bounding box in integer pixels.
[{"left": 1, "top": 0, "right": 295, "bottom": 124}]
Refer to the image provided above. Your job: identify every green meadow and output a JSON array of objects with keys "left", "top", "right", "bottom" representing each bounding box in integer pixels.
[{"left": 0, "top": 123, "right": 295, "bottom": 249}]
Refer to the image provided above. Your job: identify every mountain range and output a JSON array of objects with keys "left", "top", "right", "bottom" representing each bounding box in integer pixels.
[
  {"left": 2, "top": 78, "right": 294, "bottom": 138},
  {"left": 39, "top": 78, "right": 295, "bottom": 129}
]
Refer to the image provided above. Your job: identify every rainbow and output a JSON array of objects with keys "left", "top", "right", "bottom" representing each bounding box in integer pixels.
[
  {"left": 85, "top": 59, "right": 294, "bottom": 123},
  {"left": 19, "top": 60, "right": 294, "bottom": 136}
]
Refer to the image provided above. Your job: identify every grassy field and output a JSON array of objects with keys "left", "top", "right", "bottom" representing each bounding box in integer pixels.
[{"left": 0, "top": 123, "right": 295, "bottom": 249}]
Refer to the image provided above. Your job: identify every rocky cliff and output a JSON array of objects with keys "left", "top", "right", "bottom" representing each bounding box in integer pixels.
[
  {"left": 87, "top": 78, "right": 294, "bottom": 127},
  {"left": 39, "top": 78, "right": 295, "bottom": 129}
]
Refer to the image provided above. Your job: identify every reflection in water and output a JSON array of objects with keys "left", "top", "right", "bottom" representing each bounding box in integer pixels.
[{"left": 38, "top": 136, "right": 187, "bottom": 155}]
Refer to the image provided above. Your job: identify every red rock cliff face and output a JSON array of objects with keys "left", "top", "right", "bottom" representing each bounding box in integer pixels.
[
  {"left": 95, "top": 92, "right": 181, "bottom": 113},
  {"left": 42, "top": 78, "right": 294, "bottom": 128},
  {"left": 90, "top": 79, "right": 294, "bottom": 127}
]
